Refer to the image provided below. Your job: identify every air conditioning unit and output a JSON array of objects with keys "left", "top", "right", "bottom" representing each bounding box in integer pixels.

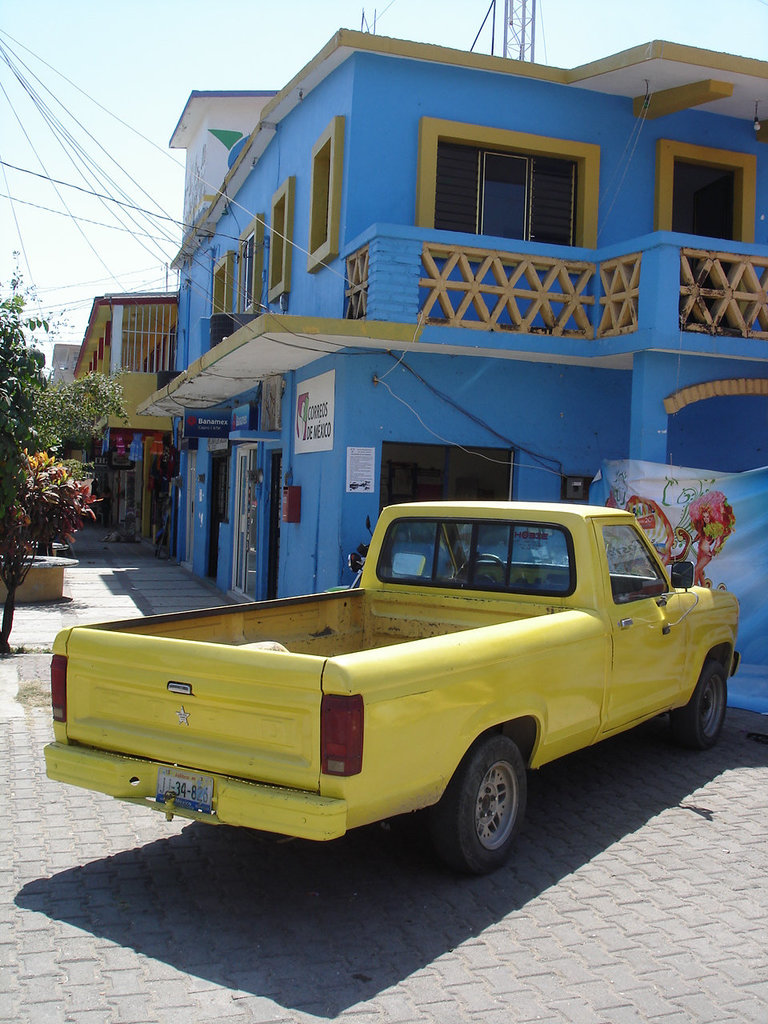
[{"left": 209, "top": 313, "right": 235, "bottom": 348}]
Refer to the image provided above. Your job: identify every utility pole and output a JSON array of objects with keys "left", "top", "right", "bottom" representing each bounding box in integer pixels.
[{"left": 504, "top": 0, "right": 536, "bottom": 62}]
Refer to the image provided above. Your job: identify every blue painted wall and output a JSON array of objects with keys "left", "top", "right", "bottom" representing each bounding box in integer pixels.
[{"left": 171, "top": 41, "right": 768, "bottom": 599}]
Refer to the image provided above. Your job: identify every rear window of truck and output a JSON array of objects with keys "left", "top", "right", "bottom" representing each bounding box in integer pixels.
[{"left": 377, "top": 519, "right": 575, "bottom": 596}]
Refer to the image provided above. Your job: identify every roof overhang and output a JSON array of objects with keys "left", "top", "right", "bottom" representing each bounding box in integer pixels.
[
  {"left": 137, "top": 312, "right": 637, "bottom": 417},
  {"left": 138, "top": 314, "right": 418, "bottom": 414}
]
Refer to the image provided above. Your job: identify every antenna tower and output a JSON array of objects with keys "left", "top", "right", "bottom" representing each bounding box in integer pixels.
[{"left": 504, "top": 0, "right": 536, "bottom": 62}]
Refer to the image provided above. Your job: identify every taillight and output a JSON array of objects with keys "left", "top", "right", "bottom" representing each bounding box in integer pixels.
[
  {"left": 321, "top": 694, "right": 364, "bottom": 776},
  {"left": 51, "top": 654, "right": 67, "bottom": 722}
]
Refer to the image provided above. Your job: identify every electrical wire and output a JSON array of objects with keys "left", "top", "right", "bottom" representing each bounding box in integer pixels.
[
  {"left": 598, "top": 80, "right": 650, "bottom": 239},
  {"left": 0, "top": 74, "right": 127, "bottom": 290},
  {"left": 374, "top": 353, "right": 564, "bottom": 477},
  {"left": 0, "top": 162, "right": 182, "bottom": 225},
  {"left": 0, "top": 191, "right": 174, "bottom": 240},
  {"left": 0, "top": 44, "right": 180, "bottom": 269},
  {"left": 0, "top": 40, "right": 180, "bottom": 235},
  {"left": 0, "top": 27, "right": 185, "bottom": 173}
]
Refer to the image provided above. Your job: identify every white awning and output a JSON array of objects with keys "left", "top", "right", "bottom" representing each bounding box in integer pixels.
[{"left": 137, "top": 313, "right": 419, "bottom": 416}]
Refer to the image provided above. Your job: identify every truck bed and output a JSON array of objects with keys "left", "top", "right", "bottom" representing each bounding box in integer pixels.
[{"left": 80, "top": 586, "right": 563, "bottom": 656}]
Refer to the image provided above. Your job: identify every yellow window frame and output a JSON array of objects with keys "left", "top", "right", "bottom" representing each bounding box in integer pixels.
[
  {"left": 308, "top": 115, "right": 345, "bottom": 273},
  {"left": 212, "top": 250, "right": 235, "bottom": 314},
  {"left": 416, "top": 116, "right": 600, "bottom": 248},
  {"left": 654, "top": 139, "right": 756, "bottom": 243},
  {"left": 268, "top": 176, "right": 296, "bottom": 302},
  {"left": 238, "top": 214, "right": 265, "bottom": 313}
]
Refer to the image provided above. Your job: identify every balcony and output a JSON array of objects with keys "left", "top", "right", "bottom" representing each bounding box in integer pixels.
[{"left": 344, "top": 227, "right": 768, "bottom": 359}]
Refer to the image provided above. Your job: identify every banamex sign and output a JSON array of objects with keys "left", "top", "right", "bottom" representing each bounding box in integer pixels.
[{"left": 295, "top": 370, "right": 335, "bottom": 453}]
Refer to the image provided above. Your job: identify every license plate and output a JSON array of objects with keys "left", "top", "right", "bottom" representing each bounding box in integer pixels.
[{"left": 156, "top": 766, "right": 214, "bottom": 814}]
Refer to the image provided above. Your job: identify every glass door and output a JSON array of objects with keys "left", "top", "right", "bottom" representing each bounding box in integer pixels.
[{"left": 233, "top": 445, "right": 258, "bottom": 597}]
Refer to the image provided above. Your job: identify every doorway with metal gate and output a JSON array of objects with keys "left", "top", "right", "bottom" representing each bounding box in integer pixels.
[{"left": 208, "top": 453, "right": 229, "bottom": 579}]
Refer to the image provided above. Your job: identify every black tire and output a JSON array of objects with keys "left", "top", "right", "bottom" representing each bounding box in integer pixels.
[
  {"left": 670, "top": 660, "right": 727, "bottom": 750},
  {"left": 428, "top": 734, "right": 527, "bottom": 875}
]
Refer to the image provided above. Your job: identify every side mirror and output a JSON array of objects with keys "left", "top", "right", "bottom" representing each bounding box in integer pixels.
[{"left": 670, "top": 561, "right": 694, "bottom": 590}]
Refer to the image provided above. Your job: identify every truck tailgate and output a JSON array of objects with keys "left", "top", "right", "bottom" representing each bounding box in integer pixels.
[{"left": 61, "top": 627, "right": 325, "bottom": 791}]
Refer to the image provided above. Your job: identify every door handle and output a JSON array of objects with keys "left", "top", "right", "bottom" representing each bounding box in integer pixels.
[{"left": 618, "top": 617, "right": 633, "bottom": 629}]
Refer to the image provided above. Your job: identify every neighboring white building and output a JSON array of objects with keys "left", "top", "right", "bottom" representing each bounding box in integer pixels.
[
  {"left": 170, "top": 90, "right": 277, "bottom": 230},
  {"left": 50, "top": 343, "right": 80, "bottom": 383}
]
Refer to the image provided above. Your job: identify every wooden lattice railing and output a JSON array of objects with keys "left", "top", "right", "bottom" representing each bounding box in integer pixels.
[
  {"left": 345, "top": 245, "right": 369, "bottom": 320},
  {"left": 419, "top": 244, "right": 595, "bottom": 338},
  {"left": 680, "top": 249, "right": 768, "bottom": 339},
  {"left": 598, "top": 253, "right": 642, "bottom": 337}
]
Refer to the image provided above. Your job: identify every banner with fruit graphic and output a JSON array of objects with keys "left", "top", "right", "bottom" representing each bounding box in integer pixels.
[{"left": 594, "top": 459, "right": 767, "bottom": 713}]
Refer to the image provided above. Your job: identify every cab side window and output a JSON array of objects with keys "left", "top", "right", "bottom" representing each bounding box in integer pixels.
[{"left": 603, "top": 525, "right": 666, "bottom": 604}]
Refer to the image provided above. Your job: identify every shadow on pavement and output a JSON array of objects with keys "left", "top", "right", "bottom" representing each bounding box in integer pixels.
[{"left": 16, "top": 709, "right": 768, "bottom": 1017}]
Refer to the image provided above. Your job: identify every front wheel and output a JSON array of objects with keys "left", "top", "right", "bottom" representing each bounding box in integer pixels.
[
  {"left": 428, "top": 734, "right": 527, "bottom": 874},
  {"left": 670, "top": 660, "right": 727, "bottom": 750}
]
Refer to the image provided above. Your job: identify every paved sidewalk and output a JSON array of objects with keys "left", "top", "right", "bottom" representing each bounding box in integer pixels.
[{"left": 0, "top": 522, "right": 237, "bottom": 691}]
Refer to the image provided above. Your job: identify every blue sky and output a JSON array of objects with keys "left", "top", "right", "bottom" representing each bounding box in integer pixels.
[{"left": 1, "top": 0, "right": 767, "bottom": 359}]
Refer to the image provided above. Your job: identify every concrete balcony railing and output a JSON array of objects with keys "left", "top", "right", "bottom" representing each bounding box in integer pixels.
[{"left": 344, "top": 226, "right": 768, "bottom": 353}]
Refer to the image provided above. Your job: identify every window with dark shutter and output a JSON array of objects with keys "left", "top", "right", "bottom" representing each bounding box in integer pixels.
[
  {"left": 435, "top": 142, "right": 479, "bottom": 233},
  {"left": 434, "top": 141, "right": 576, "bottom": 245},
  {"left": 529, "top": 156, "right": 576, "bottom": 245}
]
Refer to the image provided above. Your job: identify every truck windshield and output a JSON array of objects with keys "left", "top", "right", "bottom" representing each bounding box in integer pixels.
[{"left": 377, "top": 519, "right": 575, "bottom": 596}]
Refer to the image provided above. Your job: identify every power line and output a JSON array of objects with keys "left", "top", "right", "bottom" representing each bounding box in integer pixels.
[
  {"left": 0, "top": 27, "right": 185, "bottom": 173},
  {"left": 0, "top": 160, "right": 182, "bottom": 226},
  {"left": 0, "top": 191, "right": 176, "bottom": 240}
]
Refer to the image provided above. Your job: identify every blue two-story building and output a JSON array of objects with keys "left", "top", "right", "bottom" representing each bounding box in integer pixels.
[{"left": 140, "top": 30, "right": 768, "bottom": 601}]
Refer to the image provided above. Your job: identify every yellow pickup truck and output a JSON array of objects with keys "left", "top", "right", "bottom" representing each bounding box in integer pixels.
[{"left": 45, "top": 501, "right": 739, "bottom": 874}]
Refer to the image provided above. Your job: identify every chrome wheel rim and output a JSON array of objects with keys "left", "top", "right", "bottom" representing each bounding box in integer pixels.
[{"left": 475, "top": 760, "right": 518, "bottom": 850}]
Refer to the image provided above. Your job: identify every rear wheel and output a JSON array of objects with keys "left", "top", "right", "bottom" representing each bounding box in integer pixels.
[
  {"left": 670, "top": 660, "right": 727, "bottom": 749},
  {"left": 428, "top": 734, "right": 526, "bottom": 874}
]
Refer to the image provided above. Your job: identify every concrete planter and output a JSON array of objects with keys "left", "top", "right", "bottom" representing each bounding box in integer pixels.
[{"left": 0, "top": 556, "right": 77, "bottom": 603}]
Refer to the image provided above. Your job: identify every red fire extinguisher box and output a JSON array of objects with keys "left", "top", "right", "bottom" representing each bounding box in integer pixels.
[{"left": 281, "top": 485, "right": 301, "bottom": 523}]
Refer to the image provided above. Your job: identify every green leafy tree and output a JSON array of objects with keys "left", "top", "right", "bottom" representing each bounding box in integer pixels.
[
  {"left": 0, "top": 451, "right": 95, "bottom": 654},
  {"left": 33, "top": 371, "right": 127, "bottom": 453},
  {"left": 0, "top": 280, "right": 46, "bottom": 519}
]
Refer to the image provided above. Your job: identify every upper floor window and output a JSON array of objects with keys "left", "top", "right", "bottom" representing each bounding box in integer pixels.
[
  {"left": 308, "top": 116, "right": 345, "bottom": 273},
  {"left": 417, "top": 117, "right": 600, "bottom": 248},
  {"left": 655, "top": 140, "right": 756, "bottom": 243},
  {"left": 268, "top": 176, "right": 295, "bottom": 303},
  {"left": 435, "top": 142, "right": 577, "bottom": 246},
  {"left": 238, "top": 215, "right": 265, "bottom": 314},
  {"left": 212, "top": 251, "right": 235, "bottom": 314}
]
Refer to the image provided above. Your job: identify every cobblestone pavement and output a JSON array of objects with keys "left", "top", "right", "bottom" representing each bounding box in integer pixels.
[{"left": 2, "top": 680, "right": 767, "bottom": 1024}]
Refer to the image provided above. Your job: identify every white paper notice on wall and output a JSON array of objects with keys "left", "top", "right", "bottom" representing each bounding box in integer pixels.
[
  {"left": 347, "top": 447, "right": 375, "bottom": 493},
  {"left": 295, "top": 370, "right": 335, "bottom": 454}
]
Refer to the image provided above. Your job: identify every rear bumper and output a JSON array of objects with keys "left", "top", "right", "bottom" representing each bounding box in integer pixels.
[{"left": 44, "top": 742, "right": 348, "bottom": 841}]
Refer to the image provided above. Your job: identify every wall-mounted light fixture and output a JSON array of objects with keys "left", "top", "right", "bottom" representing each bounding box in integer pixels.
[{"left": 754, "top": 101, "right": 761, "bottom": 133}]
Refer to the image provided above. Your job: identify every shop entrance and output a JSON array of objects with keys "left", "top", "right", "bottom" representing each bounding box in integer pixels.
[
  {"left": 208, "top": 454, "right": 229, "bottom": 579},
  {"left": 267, "top": 451, "right": 282, "bottom": 599}
]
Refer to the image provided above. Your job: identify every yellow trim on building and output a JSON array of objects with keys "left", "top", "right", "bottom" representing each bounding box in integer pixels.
[
  {"left": 665, "top": 377, "right": 768, "bottom": 414},
  {"left": 654, "top": 139, "right": 757, "bottom": 242},
  {"left": 416, "top": 117, "right": 600, "bottom": 248},
  {"left": 307, "top": 115, "right": 345, "bottom": 273},
  {"left": 634, "top": 79, "right": 733, "bottom": 119},
  {"left": 212, "top": 251, "right": 235, "bottom": 313},
  {"left": 268, "top": 177, "right": 296, "bottom": 302}
]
